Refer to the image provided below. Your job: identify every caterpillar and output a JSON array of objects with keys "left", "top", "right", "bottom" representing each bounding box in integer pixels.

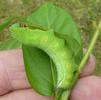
[{"left": 10, "top": 24, "right": 76, "bottom": 89}]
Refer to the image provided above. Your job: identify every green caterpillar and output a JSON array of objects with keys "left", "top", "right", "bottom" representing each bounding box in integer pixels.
[{"left": 10, "top": 24, "right": 76, "bottom": 89}]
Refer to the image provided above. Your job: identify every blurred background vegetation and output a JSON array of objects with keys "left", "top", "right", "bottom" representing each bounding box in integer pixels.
[{"left": 0, "top": 0, "right": 101, "bottom": 75}]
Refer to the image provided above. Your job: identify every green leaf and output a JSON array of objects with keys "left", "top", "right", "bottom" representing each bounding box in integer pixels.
[
  {"left": 0, "top": 37, "right": 21, "bottom": 51},
  {"left": 0, "top": 17, "right": 13, "bottom": 32},
  {"left": 17, "top": 3, "right": 83, "bottom": 98},
  {"left": 10, "top": 3, "right": 83, "bottom": 99},
  {"left": 22, "top": 46, "right": 56, "bottom": 96},
  {"left": 23, "top": 3, "right": 83, "bottom": 64}
]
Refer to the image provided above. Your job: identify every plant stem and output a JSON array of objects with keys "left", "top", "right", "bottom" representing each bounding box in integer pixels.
[
  {"left": 55, "top": 90, "right": 71, "bottom": 100},
  {"left": 60, "top": 90, "right": 71, "bottom": 100},
  {"left": 79, "top": 21, "right": 101, "bottom": 72},
  {"left": 71, "top": 21, "right": 101, "bottom": 95}
]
